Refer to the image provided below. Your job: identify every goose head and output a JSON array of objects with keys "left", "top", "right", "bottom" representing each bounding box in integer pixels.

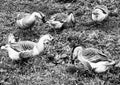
[
  {"left": 39, "top": 34, "right": 53, "bottom": 44},
  {"left": 92, "top": 5, "right": 109, "bottom": 22},
  {"left": 72, "top": 46, "right": 83, "bottom": 64},
  {"left": 32, "top": 12, "right": 46, "bottom": 23},
  {"left": 73, "top": 46, "right": 83, "bottom": 60}
]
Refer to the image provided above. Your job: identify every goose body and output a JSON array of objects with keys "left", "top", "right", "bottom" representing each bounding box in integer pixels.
[
  {"left": 16, "top": 12, "right": 45, "bottom": 29},
  {"left": 73, "top": 46, "right": 117, "bottom": 73},
  {"left": 1, "top": 34, "right": 53, "bottom": 60},
  {"left": 47, "top": 13, "right": 75, "bottom": 29},
  {"left": 92, "top": 5, "right": 109, "bottom": 22}
]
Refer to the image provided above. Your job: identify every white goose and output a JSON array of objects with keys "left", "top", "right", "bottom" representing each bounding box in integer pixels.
[
  {"left": 16, "top": 12, "right": 46, "bottom": 29},
  {"left": 1, "top": 34, "right": 53, "bottom": 60},
  {"left": 47, "top": 13, "right": 75, "bottom": 29},
  {"left": 73, "top": 46, "right": 118, "bottom": 73},
  {"left": 92, "top": 5, "right": 109, "bottom": 22}
]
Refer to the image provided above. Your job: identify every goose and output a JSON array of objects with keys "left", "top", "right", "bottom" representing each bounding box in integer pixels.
[
  {"left": 72, "top": 46, "right": 118, "bottom": 73},
  {"left": 16, "top": 12, "right": 46, "bottom": 29},
  {"left": 1, "top": 34, "right": 53, "bottom": 60},
  {"left": 92, "top": 5, "right": 109, "bottom": 22},
  {"left": 47, "top": 13, "right": 75, "bottom": 29}
]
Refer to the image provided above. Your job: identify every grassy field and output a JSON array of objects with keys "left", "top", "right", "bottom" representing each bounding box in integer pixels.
[{"left": 1, "top": 0, "right": 120, "bottom": 85}]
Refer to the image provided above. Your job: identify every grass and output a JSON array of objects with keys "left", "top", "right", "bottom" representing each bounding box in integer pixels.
[{"left": 1, "top": 0, "right": 120, "bottom": 85}]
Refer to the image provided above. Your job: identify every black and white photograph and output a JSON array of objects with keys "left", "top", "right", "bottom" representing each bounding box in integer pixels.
[{"left": 0, "top": 0, "right": 120, "bottom": 85}]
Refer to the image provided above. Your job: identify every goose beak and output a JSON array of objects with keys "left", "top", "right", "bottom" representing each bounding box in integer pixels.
[{"left": 42, "top": 16, "right": 46, "bottom": 23}]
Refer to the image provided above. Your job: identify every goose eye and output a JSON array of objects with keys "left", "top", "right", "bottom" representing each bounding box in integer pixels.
[
  {"left": 44, "top": 40, "right": 49, "bottom": 44},
  {"left": 50, "top": 36, "right": 53, "bottom": 40}
]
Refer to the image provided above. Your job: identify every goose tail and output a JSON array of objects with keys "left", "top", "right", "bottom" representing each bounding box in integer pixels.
[{"left": 106, "top": 60, "right": 119, "bottom": 66}]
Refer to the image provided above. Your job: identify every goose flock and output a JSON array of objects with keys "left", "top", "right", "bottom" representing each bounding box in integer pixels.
[{"left": 1, "top": 4, "right": 119, "bottom": 73}]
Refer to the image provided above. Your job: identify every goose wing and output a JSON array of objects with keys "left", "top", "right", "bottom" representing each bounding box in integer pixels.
[
  {"left": 51, "top": 13, "right": 67, "bottom": 22},
  {"left": 82, "top": 48, "right": 108, "bottom": 63},
  {"left": 19, "top": 50, "right": 33, "bottom": 58},
  {"left": 10, "top": 41, "right": 36, "bottom": 52}
]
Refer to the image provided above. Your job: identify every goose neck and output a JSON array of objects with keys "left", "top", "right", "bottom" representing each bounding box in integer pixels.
[
  {"left": 36, "top": 37, "right": 46, "bottom": 49},
  {"left": 37, "top": 38, "right": 44, "bottom": 45},
  {"left": 32, "top": 12, "right": 42, "bottom": 19},
  {"left": 7, "top": 47, "right": 18, "bottom": 55}
]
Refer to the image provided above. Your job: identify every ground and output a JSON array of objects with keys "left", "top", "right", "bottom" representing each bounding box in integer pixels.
[{"left": 1, "top": 0, "right": 120, "bottom": 85}]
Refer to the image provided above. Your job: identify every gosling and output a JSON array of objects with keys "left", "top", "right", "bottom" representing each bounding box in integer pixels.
[
  {"left": 1, "top": 34, "right": 53, "bottom": 60},
  {"left": 92, "top": 5, "right": 109, "bottom": 22},
  {"left": 16, "top": 12, "right": 46, "bottom": 29}
]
